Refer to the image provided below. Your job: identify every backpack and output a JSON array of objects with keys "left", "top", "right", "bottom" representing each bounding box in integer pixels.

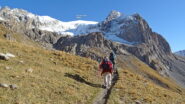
[
  {"left": 101, "top": 61, "right": 111, "bottom": 70},
  {"left": 109, "top": 52, "right": 116, "bottom": 61}
]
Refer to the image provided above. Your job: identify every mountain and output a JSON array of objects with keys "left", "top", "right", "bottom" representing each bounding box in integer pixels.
[
  {"left": 175, "top": 50, "right": 185, "bottom": 57},
  {"left": 0, "top": 7, "right": 140, "bottom": 45},
  {"left": 54, "top": 12, "right": 185, "bottom": 88},
  {"left": 0, "top": 6, "right": 99, "bottom": 35},
  {"left": 0, "top": 23, "right": 185, "bottom": 103},
  {"left": 0, "top": 6, "right": 100, "bottom": 48},
  {"left": 1, "top": 7, "right": 185, "bottom": 88}
]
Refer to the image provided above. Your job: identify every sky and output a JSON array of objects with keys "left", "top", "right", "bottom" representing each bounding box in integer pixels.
[{"left": 0, "top": 0, "right": 184, "bottom": 52}]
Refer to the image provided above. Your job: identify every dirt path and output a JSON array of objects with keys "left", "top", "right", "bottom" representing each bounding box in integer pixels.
[{"left": 93, "top": 72, "right": 119, "bottom": 104}]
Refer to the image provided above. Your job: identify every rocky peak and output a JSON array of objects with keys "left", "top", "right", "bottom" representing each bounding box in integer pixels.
[
  {"left": 175, "top": 50, "right": 185, "bottom": 57},
  {"left": 0, "top": 6, "right": 11, "bottom": 11},
  {"left": 105, "top": 10, "right": 122, "bottom": 22},
  {"left": 113, "top": 13, "right": 152, "bottom": 44},
  {"left": 0, "top": 6, "right": 35, "bottom": 23}
]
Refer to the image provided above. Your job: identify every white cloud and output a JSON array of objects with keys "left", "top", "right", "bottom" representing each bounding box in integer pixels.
[{"left": 76, "top": 14, "right": 87, "bottom": 19}]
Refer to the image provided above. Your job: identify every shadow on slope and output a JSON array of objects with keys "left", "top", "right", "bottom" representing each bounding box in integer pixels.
[{"left": 65, "top": 73, "right": 102, "bottom": 88}]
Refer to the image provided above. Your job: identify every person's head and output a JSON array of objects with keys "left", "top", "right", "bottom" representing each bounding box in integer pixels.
[
  {"left": 110, "top": 51, "right": 114, "bottom": 56},
  {"left": 103, "top": 56, "right": 109, "bottom": 62}
]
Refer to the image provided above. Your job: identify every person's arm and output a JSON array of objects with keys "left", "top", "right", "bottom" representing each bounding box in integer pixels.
[
  {"left": 110, "top": 62, "right": 113, "bottom": 69},
  {"left": 99, "top": 61, "right": 103, "bottom": 71},
  {"left": 97, "top": 62, "right": 103, "bottom": 76}
]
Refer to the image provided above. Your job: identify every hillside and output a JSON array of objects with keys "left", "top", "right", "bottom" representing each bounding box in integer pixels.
[
  {"left": 108, "top": 57, "right": 185, "bottom": 103},
  {"left": 0, "top": 24, "right": 185, "bottom": 104},
  {"left": 0, "top": 25, "right": 102, "bottom": 104}
]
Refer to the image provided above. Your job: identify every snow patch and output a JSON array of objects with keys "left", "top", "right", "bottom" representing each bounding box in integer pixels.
[
  {"left": 105, "top": 34, "right": 136, "bottom": 45},
  {"left": 38, "top": 20, "right": 99, "bottom": 36},
  {"left": 0, "top": 17, "right": 5, "bottom": 21},
  {"left": 27, "top": 13, "right": 35, "bottom": 18}
]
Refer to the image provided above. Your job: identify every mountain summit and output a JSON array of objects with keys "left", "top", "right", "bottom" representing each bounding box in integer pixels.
[{"left": 105, "top": 10, "right": 122, "bottom": 22}]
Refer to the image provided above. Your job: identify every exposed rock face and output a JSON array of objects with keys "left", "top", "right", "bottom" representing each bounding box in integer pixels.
[
  {"left": 125, "top": 32, "right": 172, "bottom": 74},
  {"left": 0, "top": 7, "right": 62, "bottom": 48},
  {"left": 25, "top": 28, "right": 61, "bottom": 49},
  {"left": 175, "top": 50, "right": 185, "bottom": 57},
  {"left": 120, "top": 14, "right": 152, "bottom": 43},
  {"left": 54, "top": 32, "right": 127, "bottom": 61},
  {"left": 104, "top": 10, "right": 122, "bottom": 23}
]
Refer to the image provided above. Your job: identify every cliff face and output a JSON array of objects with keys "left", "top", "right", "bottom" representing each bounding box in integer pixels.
[{"left": 54, "top": 32, "right": 125, "bottom": 61}]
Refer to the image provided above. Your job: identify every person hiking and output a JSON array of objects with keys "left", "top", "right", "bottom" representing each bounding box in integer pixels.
[
  {"left": 99, "top": 57, "right": 113, "bottom": 89},
  {"left": 109, "top": 51, "right": 116, "bottom": 72}
]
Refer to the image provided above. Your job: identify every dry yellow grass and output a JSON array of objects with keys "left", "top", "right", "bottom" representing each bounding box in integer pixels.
[
  {"left": 108, "top": 64, "right": 185, "bottom": 104},
  {"left": 0, "top": 25, "right": 103, "bottom": 104}
]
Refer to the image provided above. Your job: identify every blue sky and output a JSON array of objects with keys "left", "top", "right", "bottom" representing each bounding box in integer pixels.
[{"left": 0, "top": 0, "right": 185, "bottom": 52}]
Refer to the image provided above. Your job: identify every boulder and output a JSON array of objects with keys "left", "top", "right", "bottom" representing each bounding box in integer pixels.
[
  {"left": 5, "top": 66, "right": 11, "bottom": 70},
  {"left": 0, "top": 53, "right": 15, "bottom": 60},
  {"left": 0, "top": 53, "right": 9, "bottom": 60},
  {"left": 0, "top": 83, "right": 9, "bottom": 88},
  {"left": 26, "top": 68, "right": 33, "bottom": 73},
  {"left": 9, "top": 84, "right": 18, "bottom": 89},
  {"left": 4, "top": 33, "right": 15, "bottom": 41}
]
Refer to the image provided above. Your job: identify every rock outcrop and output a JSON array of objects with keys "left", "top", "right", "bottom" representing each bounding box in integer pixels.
[
  {"left": 0, "top": 53, "right": 15, "bottom": 60},
  {"left": 54, "top": 32, "right": 128, "bottom": 61},
  {"left": 175, "top": 50, "right": 185, "bottom": 57}
]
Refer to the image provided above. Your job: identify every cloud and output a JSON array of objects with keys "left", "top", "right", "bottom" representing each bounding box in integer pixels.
[{"left": 76, "top": 14, "right": 87, "bottom": 19}]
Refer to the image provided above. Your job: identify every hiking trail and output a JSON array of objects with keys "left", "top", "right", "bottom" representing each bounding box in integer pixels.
[{"left": 93, "top": 71, "right": 119, "bottom": 104}]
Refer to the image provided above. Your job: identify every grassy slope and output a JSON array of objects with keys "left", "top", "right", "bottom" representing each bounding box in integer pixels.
[
  {"left": 0, "top": 25, "right": 102, "bottom": 104},
  {"left": 108, "top": 56, "right": 185, "bottom": 104},
  {"left": 0, "top": 24, "right": 185, "bottom": 104}
]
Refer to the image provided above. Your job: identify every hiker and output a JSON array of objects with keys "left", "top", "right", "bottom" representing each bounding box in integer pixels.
[
  {"left": 109, "top": 51, "right": 116, "bottom": 72},
  {"left": 99, "top": 57, "right": 113, "bottom": 89}
]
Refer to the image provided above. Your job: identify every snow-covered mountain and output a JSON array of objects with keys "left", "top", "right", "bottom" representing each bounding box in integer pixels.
[
  {"left": 0, "top": 7, "right": 139, "bottom": 45},
  {"left": 175, "top": 50, "right": 185, "bottom": 57},
  {"left": 0, "top": 6, "right": 99, "bottom": 36}
]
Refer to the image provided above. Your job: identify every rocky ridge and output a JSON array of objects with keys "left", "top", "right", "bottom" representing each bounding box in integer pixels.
[{"left": 175, "top": 50, "right": 185, "bottom": 57}]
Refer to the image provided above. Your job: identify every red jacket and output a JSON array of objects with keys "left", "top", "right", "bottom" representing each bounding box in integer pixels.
[{"left": 99, "top": 61, "right": 113, "bottom": 75}]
